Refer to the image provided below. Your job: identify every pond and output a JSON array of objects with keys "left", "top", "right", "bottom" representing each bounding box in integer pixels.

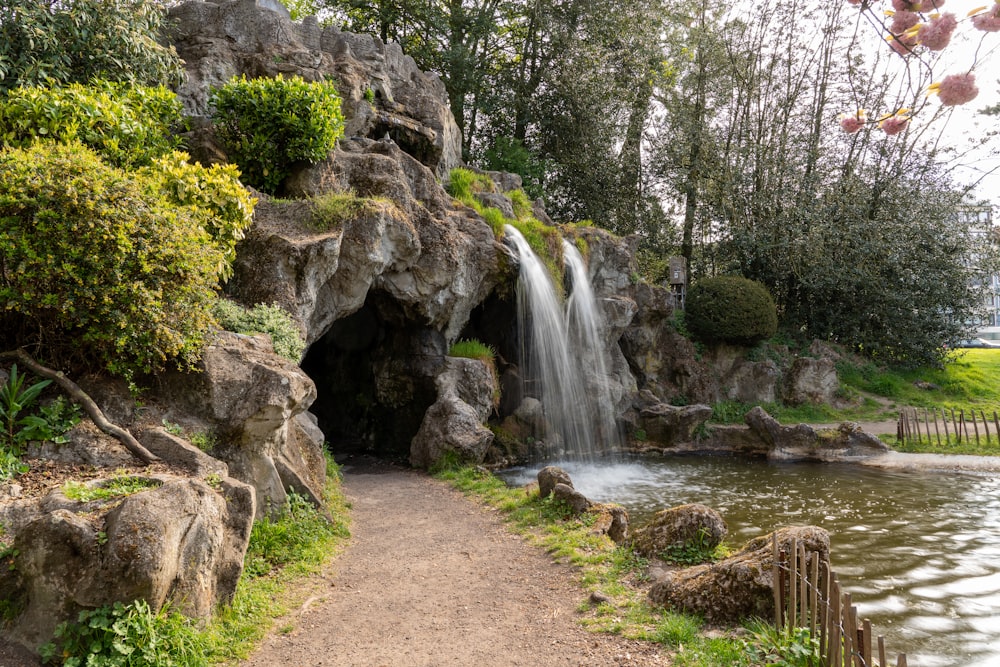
[{"left": 499, "top": 456, "right": 1000, "bottom": 667}]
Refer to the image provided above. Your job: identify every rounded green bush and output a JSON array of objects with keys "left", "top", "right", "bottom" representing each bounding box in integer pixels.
[
  {"left": 685, "top": 275, "right": 778, "bottom": 345},
  {"left": 209, "top": 74, "right": 345, "bottom": 195},
  {"left": 0, "top": 142, "right": 224, "bottom": 377}
]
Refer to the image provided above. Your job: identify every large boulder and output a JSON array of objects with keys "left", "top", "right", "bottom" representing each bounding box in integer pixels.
[
  {"left": 3, "top": 475, "right": 254, "bottom": 648},
  {"left": 635, "top": 394, "right": 713, "bottom": 446},
  {"left": 409, "top": 357, "right": 497, "bottom": 469},
  {"left": 744, "top": 407, "right": 889, "bottom": 461},
  {"left": 784, "top": 357, "right": 839, "bottom": 405},
  {"left": 167, "top": 0, "right": 462, "bottom": 177},
  {"left": 155, "top": 331, "right": 323, "bottom": 516},
  {"left": 649, "top": 525, "right": 829, "bottom": 623},
  {"left": 630, "top": 503, "right": 727, "bottom": 561},
  {"left": 537, "top": 465, "right": 574, "bottom": 499}
]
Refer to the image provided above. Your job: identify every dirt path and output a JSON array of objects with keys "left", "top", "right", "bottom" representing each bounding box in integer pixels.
[{"left": 240, "top": 458, "right": 667, "bottom": 667}]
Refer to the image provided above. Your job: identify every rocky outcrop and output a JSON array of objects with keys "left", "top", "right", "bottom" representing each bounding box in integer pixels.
[
  {"left": 2, "top": 475, "right": 254, "bottom": 647},
  {"left": 630, "top": 504, "right": 727, "bottom": 561},
  {"left": 636, "top": 398, "right": 713, "bottom": 446},
  {"left": 648, "top": 525, "right": 829, "bottom": 623},
  {"left": 167, "top": 0, "right": 462, "bottom": 178},
  {"left": 155, "top": 331, "right": 323, "bottom": 516},
  {"left": 784, "top": 356, "right": 839, "bottom": 405},
  {"left": 645, "top": 407, "right": 890, "bottom": 462},
  {"left": 410, "top": 357, "right": 497, "bottom": 468}
]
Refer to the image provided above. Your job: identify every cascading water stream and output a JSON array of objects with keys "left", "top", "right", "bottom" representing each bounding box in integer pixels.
[
  {"left": 563, "top": 239, "right": 621, "bottom": 453},
  {"left": 504, "top": 225, "right": 619, "bottom": 460}
]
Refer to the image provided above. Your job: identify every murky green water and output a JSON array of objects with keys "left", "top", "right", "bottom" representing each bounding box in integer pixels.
[{"left": 500, "top": 456, "right": 1000, "bottom": 667}]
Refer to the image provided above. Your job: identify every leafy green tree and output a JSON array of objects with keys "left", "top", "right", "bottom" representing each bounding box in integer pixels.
[
  {"left": 0, "top": 142, "right": 224, "bottom": 377},
  {"left": 0, "top": 0, "right": 183, "bottom": 92}
]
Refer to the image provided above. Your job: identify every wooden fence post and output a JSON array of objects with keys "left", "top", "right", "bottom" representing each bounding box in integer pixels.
[{"left": 942, "top": 408, "right": 952, "bottom": 444}]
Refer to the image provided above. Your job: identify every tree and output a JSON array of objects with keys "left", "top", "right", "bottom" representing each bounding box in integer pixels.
[{"left": 0, "top": 0, "right": 183, "bottom": 92}]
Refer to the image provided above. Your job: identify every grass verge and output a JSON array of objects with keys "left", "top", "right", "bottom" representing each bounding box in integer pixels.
[
  {"left": 202, "top": 455, "right": 350, "bottom": 664},
  {"left": 433, "top": 465, "right": 756, "bottom": 666}
]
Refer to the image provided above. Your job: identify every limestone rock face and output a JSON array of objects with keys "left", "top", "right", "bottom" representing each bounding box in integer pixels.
[
  {"left": 784, "top": 356, "right": 839, "bottom": 405},
  {"left": 410, "top": 357, "right": 497, "bottom": 468},
  {"left": 630, "top": 503, "right": 727, "bottom": 561},
  {"left": 619, "top": 284, "right": 715, "bottom": 406},
  {"left": 648, "top": 526, "right": 829, "bottom": 624},
  {"left": 156, "top": 331, "right": 323, "bottom": 516},
  {"left": 231, "top": 140, "right": 502, "bottom": 348},
  {"left": 5, "top": 475, "right": 254, "bottom": 647},
  {"left": 167, "top": 0, "right": 462, "bottom": 177}
]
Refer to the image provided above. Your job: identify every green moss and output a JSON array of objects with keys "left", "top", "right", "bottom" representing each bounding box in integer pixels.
[
  {"left": 63, "top": 476, "right": 161, "bottom": 502},
  {"left": 308, "top": 191, "right": 393, "bottom": 230},
  {"left": 446, "top": 167, "right": 565, "bottom": 293}
]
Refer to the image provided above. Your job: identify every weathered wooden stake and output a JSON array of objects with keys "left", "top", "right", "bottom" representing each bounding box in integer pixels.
[{"left": 932, "top": 408, "right": 941, "bottom": 445}]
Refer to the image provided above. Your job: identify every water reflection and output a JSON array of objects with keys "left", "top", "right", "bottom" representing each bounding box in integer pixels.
[{"left": 499, "top": 456, "right": 1000, "bottom": 667}]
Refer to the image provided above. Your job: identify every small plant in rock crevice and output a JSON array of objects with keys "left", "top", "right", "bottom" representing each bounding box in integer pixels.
[{"left": 659, "top": 527, "right": 725, "bottom": 566}]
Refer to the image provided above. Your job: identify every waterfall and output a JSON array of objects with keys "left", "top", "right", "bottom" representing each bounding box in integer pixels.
[
  {"left": 505, "top": 225, "right": 619, "bottom": 460},
  {"left": 563, "top": 239, "right": 622, "bottom": 454}
]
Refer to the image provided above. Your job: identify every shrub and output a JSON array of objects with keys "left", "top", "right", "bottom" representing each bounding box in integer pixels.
[
  {"left": 685, "top": 275, "right": 778, "bottom": 345},
  {"left": 139, "top": 152, "right": 256, "bottom": 280},
  {"left": 40, "top": 599, "right": 208, "bottom": 667},
  {"left": 209, "top": 75, "right": 345, "bottom": 194},
  {"left": 0, "top": 0, "right": 183, "bottom": 93},
  {"left": 0, "top": 142, "right": 224, "bottom": 378},
  {"left": 212, "top": 300, "right": 306, "bottom": 362},
  {"left": 0, "top": 80, "right": 184, "bottom": 168}
]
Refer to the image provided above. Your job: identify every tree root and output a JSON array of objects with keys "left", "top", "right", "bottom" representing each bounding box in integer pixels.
[{"left": 0, "top": 349, "right": 159, "bottom": 465}]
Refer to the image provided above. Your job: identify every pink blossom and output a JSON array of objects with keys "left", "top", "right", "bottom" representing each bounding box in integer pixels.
[
  {"left": 880, "top": 116, "right": 910, "bottom": 135},
  {"left": 937, "top": 73, "right": 979, "bottom": 106},
  {"left": 840, "top": 115, "right": 866, "bottom": 133},
  {"left": 918, "top": 13, "right": 957, "bottom": 50},
  {"left": 891, "top": 10, "right": 920, "bottom": 34},
  {"left": 893, "top": 0, "right": 946, "bottom": 10},
  {"left": 846, "top": 0, "right": 862, "bottom": 5},
  {"left": 972, "top": 5, "right": 1000, "bottom": 32},
  {"left": 888, "top": 34, "right": 918, "bottom": 56}
]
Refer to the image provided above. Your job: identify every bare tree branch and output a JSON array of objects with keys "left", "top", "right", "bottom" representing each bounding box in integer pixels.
[{"left": 0, "top": 349, "right": 159, "bottom": 465}]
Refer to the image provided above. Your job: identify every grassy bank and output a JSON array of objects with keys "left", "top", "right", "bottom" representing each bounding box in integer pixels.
[
  {"left": 710, "top": 348, "right": 1000, "bottom": 456},
  {"left": 434, "top": 465, "right": 807, "bottom": 667}
]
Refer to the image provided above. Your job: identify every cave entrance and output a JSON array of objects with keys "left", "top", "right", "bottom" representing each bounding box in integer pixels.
[
  {"left": 454, "top": 291, "right": 521, "bottom": 418},
  {"left": 301, "top": 290, "right": 446, "bottom": 462}
]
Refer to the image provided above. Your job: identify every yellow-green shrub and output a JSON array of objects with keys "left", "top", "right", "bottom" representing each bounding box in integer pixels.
[
  {"left": 209, "top": 75, "right": 345, "bottom": 194},
  {"left": 0, "top": 142, "right": 224, "bottom": 377},
  {"left": 0, "top": 80, "right": 183, "bottom": 168},
  {"left": 140, "top": 152, "right": 257, "bottom": 281}
]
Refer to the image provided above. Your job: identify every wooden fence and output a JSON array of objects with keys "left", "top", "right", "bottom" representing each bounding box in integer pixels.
[
  {"left": 897, "top": 406, "right": 1000, "bottom": 446},
  {"left": 772, "top": 535, "right": 907, "bottom": 667}
]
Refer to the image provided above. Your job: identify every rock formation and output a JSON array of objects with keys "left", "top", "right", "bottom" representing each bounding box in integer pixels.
[
  {"left": 630, "top": 503, "right": 728, "bottom": 561},
  {"left": 648, "top": 525, "right": 830, "bottom": 623}
]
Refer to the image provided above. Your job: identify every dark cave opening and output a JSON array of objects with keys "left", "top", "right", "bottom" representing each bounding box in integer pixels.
[{"left": 300, "top": 290, "right": 446, "bottom": 462}]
